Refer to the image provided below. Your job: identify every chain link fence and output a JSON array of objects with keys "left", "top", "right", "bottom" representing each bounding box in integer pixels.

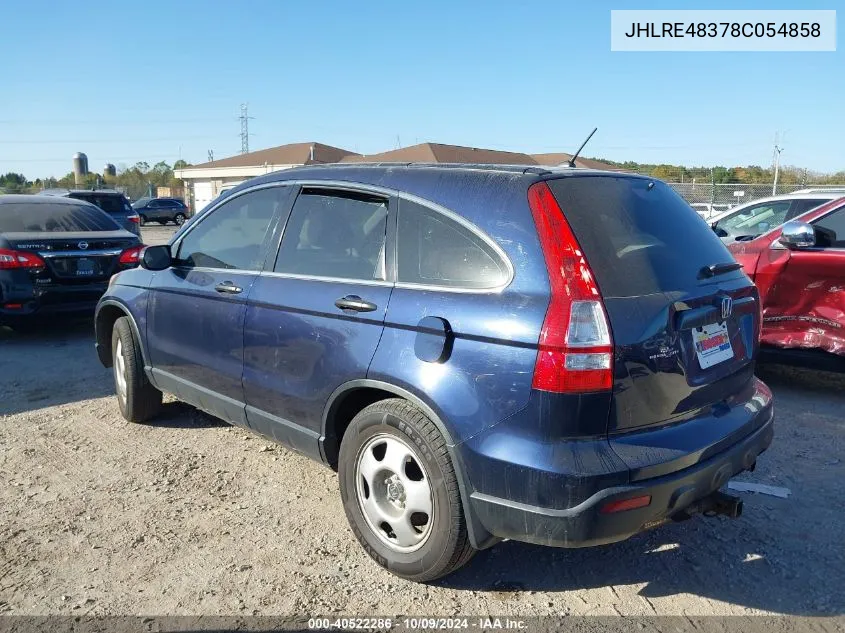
[{"left": 666, "top": 182, "right": 845, "bottom": 219}]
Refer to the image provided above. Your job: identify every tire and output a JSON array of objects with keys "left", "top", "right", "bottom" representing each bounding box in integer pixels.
[
  {"left": 139, "top": 215, "right": 147, "bottom": 226},
  {"left": 338, "top": 398, "right": 476, "bottom": 582},
  {"left": 111, "top": 316, "right": 162, "bottom": 423},
  {"left": 174, "top": 213, "right": 186, "bottom": 226}
]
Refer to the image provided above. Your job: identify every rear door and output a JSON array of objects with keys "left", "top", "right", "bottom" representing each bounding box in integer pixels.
[
  {"left": 761, "top": 205, "right": 845, "bottom": 354},
  {"left": 145, "top": 199, "right": 164, "bottom": 222},
  {"left": 546, "top": 176, "right": 760, "bottom": 433},
  {"left": 146, "top": 185, "right": 285, "bottom": 426},
  {"left": 242, "top": 186, "right": 393, "bottom": 457}
]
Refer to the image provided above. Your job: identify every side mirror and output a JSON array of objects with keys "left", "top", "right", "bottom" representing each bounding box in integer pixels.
[
  {"left": 141, "top": 244, "right": 172, "bottom": 271},
  {"left": 779, "top": 221, "right": 815, "bottom": 249}
]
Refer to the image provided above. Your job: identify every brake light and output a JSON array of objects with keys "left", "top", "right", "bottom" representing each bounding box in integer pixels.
[
  {"left": 119, "top": 245, "right": 144, "bottom": 265},
  {"left": 128, "top": 214, "right": 141, "bottom": 224},
  {"left": 0, "top": 248, "right": 46, "bottom": 271},
  {"left": 527, "top": 181, "right": 613, "bottom": 393},
  {"left": 600, "top": 495, "right": 652, "bottom": 514}
]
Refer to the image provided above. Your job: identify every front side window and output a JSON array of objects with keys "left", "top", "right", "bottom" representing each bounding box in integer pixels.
[
  {"left": 397, "top": 199, "right": 510, "bottom": 289},
  {"left": 176, "top": 187, "right": 281, "bottom": 270},
  {"left": 717, "top": 201, "right": 791, "bottom": 236},
  {"left": 274, "top": 189, "right": 388, "bottom": 281},
  {"left": 813, "top": 207, "right": 845, "bottom": 248}
]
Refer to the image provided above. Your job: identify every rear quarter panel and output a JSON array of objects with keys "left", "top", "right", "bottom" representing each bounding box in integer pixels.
[{"left": 368, "top": 172, "right": 549, "bottom": 444}]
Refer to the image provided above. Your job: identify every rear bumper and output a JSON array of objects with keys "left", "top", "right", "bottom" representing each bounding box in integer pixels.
[
  {"left": 0, "top": 282, "right": 107, "bottom": 321},
  {"left": 469, "top": 411, "right": 773, "bottom": 548}
]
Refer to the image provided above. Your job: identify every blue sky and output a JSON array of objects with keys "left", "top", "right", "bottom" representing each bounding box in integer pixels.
[{"left": 1, "top": 0, "right": 842, "bottom": 178}]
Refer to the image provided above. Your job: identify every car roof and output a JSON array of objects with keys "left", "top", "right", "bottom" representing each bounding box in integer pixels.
[
  {"left": 259, "top": 162, "right": 643, "bottom": 181},
  {"left": 235, "top": 163, "right": 652, "bottom": 200},
  {"left": 40, "top": 188, "right": 125, "bottom": 196}
]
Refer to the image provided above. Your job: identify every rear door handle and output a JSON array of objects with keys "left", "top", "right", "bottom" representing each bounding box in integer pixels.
[
  {"left": 335, "top": 295, "right": 377, "bottom": 313},
  {"left": 215, "top": 281, "right": 243, "bottom": 295}
]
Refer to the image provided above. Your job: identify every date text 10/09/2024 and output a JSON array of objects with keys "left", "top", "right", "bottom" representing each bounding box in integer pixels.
[
  {"left": 307, "top": 618, "right": 527, "bottom": 630},
  {"left": 624, "top": 22, "right": 821, "bottom": 39}
]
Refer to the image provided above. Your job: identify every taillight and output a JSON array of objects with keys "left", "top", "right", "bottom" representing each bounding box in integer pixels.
[
  {"left": 119, "top": 245, "right": 144, "bottom": 266},
  {"left": 128, "top": 214, "right": 141, "bottom": 224},
  {"left": 0, "top": 248, "right": 46, "bottom": 271},
  {"left": 527, "top": 181, "right": 613, "bottom": 393}
]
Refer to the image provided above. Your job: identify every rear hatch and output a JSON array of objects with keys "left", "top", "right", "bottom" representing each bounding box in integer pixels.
[
  {"left": 4, "top": 231, "right": 137, "bottom": 282},
  {"left": 545, "top": 176, "right": 760, "bottom": 434}
]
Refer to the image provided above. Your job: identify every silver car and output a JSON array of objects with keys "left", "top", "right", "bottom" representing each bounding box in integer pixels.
[{"left": 710, "top": 193, "right": 842, "bottom": 244}]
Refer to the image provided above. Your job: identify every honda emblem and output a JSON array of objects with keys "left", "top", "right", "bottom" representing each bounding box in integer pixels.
[{"left": 721, "top": 297, "right": 733, "bottom": 320}]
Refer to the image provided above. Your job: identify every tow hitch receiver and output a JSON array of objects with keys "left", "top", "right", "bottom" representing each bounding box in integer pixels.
[{"left": 675, "top": 490, "right": 744, "bottom": 521}]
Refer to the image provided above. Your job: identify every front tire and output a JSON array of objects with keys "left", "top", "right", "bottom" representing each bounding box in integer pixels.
[
  {"left": 338, "top": 398, "right": 476, "bottom": 582},
  {"left": 139, "top": 215, "right": 147, "bottom": 226},
  {"left": 112, "top": 317, "right": 162, "bottom": 423},
  {"left": 174, "top": 213, "right": 186, "bottom": 226}
]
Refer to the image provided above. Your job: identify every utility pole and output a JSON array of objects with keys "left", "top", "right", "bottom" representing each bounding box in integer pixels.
[
  {"left": 240, "top": 104, "right": 254, "bottom": 154},
  {"left": 772, "top": 134, "right": 784, "bottom": 195}
]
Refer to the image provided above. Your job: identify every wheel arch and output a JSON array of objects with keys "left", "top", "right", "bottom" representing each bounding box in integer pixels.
[
  {"left": 321, "top": 379, "right": 498, "bottom": 550},
  {"left": 95, "top": 300, "right": 147, "bottom": 368}
]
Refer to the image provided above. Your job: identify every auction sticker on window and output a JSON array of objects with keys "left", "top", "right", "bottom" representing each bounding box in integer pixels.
[
  {"left": 611, "top": 10, "right": 836, "bottom": 51},
  {"left": 694, "top": 322, "right": 734, "bottom": 369}
]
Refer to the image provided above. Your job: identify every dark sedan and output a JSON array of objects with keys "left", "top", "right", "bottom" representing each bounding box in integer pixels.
[
  {"left": 0, "top": 195, "right": 143, "bottom": 331},
  {"left": 131, "top": 197, "right": 189, "bottom": 226}
]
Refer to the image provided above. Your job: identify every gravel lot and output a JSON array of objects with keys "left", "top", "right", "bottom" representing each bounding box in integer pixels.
[{"left": 1, "top": 223, "right": 843, "bottom": 617}]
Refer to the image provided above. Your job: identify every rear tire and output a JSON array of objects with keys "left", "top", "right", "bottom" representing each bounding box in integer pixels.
[
  {"left": 111, "top": 316, "right": 162, "bottom": 423},
  {"left": 139, "top": 215, "right": 147, "bottom": 226},
  {"left": 338, "top": 398, "right": 476, "bottom": 582},
  {"left": 174, "top": 213, "right": 186, "bottom": 226}
]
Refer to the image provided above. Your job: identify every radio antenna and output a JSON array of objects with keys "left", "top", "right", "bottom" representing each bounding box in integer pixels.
[{"left": 568, "top": 127, "right": 598, "bottom": 168}]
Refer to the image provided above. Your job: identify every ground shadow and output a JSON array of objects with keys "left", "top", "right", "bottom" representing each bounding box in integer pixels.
[
  {"left": 144, "top": 401, "right": 230, "bottom": 429},
  {"left": 0, "top": 318, "right": 118, "bottom": 415},
  {"left": 444, "top": 505, "right": 840, "bottom": 615}
]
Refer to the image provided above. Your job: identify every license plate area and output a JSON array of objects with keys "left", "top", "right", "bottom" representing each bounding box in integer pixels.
[
  {"left": 76, "top": 258, "right": 96, "bottom": 276},
  {"left": 52, "top": 257, "right": 104, "bottom": 278},
  {"left": 693, "top": 321, "right": 734, "bottom": 369}
]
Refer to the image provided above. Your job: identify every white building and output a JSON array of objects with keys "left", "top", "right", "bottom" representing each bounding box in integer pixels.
[{"left": 174, "top": 142, "right": 358, "bottom": 212}]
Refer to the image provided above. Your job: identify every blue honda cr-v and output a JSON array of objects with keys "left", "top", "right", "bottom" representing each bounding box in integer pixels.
[{"left": 95, "top": 163, "right": 774, "bottom": 581}]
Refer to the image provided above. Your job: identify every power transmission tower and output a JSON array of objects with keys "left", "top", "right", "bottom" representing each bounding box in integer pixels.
[
  {"left": 240, "top": 104, "right": 254, "bottom": 154},
  {"left": 208, "top": 150, "right": 214, "bottom": 162}
]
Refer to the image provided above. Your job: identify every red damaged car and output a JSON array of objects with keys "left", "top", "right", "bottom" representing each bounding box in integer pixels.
[{"left": 727, "top": 197, "right": 845, "bottom": 370}]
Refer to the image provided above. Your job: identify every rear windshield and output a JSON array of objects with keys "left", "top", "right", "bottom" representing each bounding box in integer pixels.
[
  {"left": 546, "top": 176, "right": 735, "bottom": 297},
  {"left": 0, "top": 202, "right": 120, "bottom": 232},
  {"left": 69, "top": 193, "right": 130, "bottom": 215}
]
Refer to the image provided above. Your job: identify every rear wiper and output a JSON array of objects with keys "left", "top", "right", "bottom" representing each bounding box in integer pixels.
[{"left": 698, "top": 262, "right": 742, "bottom": 279}]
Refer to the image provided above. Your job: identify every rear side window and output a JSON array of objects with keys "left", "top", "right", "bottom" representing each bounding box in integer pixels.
[
  {"left": 0, "top": 202, "right": 119, "bottom": 232},
  {"left": 397, "top": 200, "right": 510, "bottom": 289},
  {"left": 790, "top": 198, "right": 827, "bottom": 218},
  {"left": 813, "top": 206, "right": 845, "bottom": 248},
  {"left": 275, "top": 189, "right": 388, "bottom": 281},
  {"left": 546, "top": 177, "right": 734, "bottom": 298}
]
